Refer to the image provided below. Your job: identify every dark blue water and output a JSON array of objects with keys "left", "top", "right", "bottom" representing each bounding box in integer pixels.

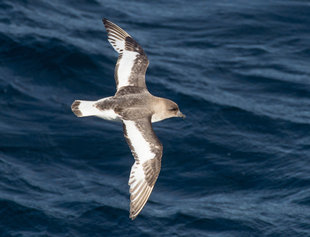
[{"left": 1, "top": 0, "right": 310, "bottom": 236}]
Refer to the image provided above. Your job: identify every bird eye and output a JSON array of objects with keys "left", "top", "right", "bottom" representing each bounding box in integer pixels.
[{"left": 169, "top": 107, "right": 178, "bottom": 111}]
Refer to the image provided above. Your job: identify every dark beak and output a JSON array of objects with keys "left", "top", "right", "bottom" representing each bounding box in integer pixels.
[{"left": 177, "top": 111, "right": 186, "bottom": 118}]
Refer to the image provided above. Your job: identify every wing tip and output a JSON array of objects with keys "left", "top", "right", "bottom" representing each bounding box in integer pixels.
[
  {"left": 130, "top": 212, "right": 138, "bottom": 220},
  {"left": 102, "top": 18, "right": 110, "bottom": 28},
  {"left": 128, "top": 199, "right": 147, "bottom": 221}
]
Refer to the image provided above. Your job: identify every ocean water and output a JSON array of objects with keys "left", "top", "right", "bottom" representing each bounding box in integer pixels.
[{"left": 1, "top": 0, "right": 310, "bottom": 236}]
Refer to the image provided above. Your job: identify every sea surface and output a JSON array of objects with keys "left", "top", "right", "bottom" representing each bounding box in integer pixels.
[{"left": 1, "top": 0, "right": 310, "bottom": 236}]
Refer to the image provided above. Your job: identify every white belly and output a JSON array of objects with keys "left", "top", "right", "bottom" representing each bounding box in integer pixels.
[{"left": 96, "top": 109, "right": 122, "bottom": 122}]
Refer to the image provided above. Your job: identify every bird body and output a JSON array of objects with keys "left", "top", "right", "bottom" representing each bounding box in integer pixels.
[
  {"left": 72, "top": 88, "right": 181, "bottom": 122},
  {"left": 71, "top": 18, "right": 184, "bottom": 220}
]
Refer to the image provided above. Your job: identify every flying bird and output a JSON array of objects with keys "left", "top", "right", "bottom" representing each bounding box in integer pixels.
[{"left": 71, "top": 18, "right": 185, "bottom": 220}]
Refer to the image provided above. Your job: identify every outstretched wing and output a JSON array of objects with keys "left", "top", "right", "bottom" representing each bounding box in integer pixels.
[
  {"left": 103, "top": 18, "right": 149, "bottom": 90},
  {"left": 122, "top": 118, "right": 163, "bottom": 220}
]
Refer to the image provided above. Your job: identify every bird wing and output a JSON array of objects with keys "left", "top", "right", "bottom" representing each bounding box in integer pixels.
[
  {"left": 103, "top": 18, "right": 149, "bottom": 90},
  {"left": 122, "top": 118, "right": 162, "bottom": 220}
]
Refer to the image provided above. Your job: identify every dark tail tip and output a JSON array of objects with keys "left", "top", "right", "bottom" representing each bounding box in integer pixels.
[{"left": 71, "top": 100, "right": 82, "bottom": 117}]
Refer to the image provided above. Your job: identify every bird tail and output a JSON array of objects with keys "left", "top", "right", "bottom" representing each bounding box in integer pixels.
[{"left": 71, "top": 100, "right": 99, "bottom": 117}]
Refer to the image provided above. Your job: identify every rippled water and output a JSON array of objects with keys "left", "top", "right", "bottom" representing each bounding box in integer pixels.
[{"left": 1, "top": 0, "right": 310, "bottom": 236}]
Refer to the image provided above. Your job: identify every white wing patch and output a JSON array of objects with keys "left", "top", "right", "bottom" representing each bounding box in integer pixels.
[
  {"left": 117, "top": 52, "right": 139, "bottom": 89},
  {"left": 123, "top": 120, "right": 155, "bottom": 162}
]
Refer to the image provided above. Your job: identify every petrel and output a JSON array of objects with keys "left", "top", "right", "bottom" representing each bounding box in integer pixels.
[{"left": 71, "top": 18, "right": 185, "bottom": 220}]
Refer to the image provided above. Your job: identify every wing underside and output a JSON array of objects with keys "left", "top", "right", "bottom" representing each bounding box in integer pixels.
[
  {"left": 103, "top": 19, "right": 149, "bottom": 90},
  {"left": 122, "top": 118, "right": 162, "bottom": 219}
]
